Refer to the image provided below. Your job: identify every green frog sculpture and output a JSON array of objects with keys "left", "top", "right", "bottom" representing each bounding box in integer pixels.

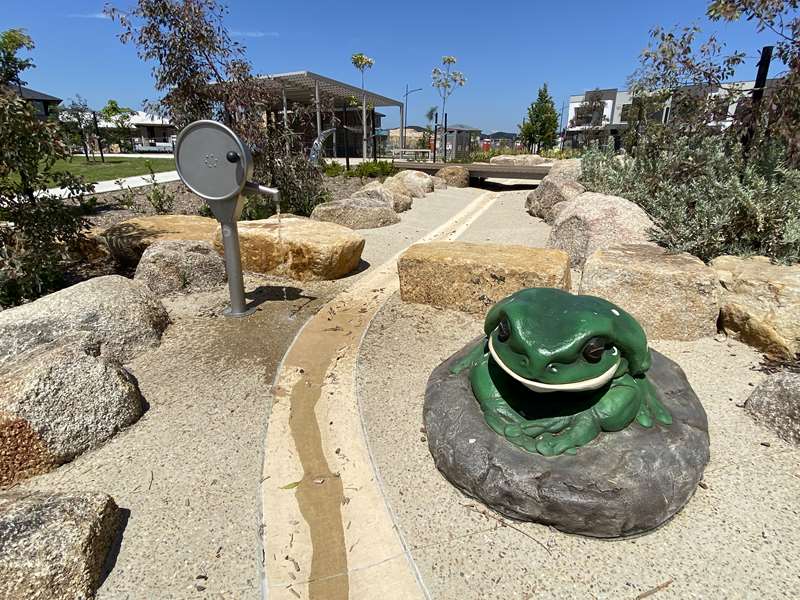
[{"left": 451, "top": 288, "right": 672, "bottom": 456}]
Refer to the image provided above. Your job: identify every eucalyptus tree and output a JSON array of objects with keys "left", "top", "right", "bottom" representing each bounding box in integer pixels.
[
  {"left": 105, "top": 0, "right": 330, "bottom": 216},
  {"left": 351, "top": 52, "right": 374, "bottom": 159},
  {"left": 431, "top": 56, "right": 465, "bottom": 123}
]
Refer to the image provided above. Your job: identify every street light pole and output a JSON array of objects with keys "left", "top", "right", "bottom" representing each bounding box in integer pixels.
[{"left": 402, "top": 84, "right": 422, "bottom": 150}]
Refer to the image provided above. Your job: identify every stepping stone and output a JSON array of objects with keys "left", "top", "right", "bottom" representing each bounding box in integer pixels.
[{"left": 398, "top": 241, "right": 570, "bottom": 314}]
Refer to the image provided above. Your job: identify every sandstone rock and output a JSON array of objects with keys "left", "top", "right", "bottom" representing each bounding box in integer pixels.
[
  {"left": 311, "top": 197, "right": 400, "bottom": 229},
  {"left": 745, "top": 371, "right": 800, "bottom": 445},
  {"left": 711, "top": 255, "right": 800, "bottom": 359},
  {"left": 0, "top": 344, "right": 144, "bottom": 487},
  {"left": 134, "top": 240, "right": 226, "bottom": 296},
  {"left": 102, "top": 215, "right": 218, "bottom": 264},
  {"left": 526, "top": 176, "right": 585, "bottom": 223},
  {"left": 0, "top": 491, "right": 120, "bottom": 599},
  {"left": 398, "top": 242, "right": 570, "bottom": 314},
  {"left": 436, "top": 165, "right": 470, "bottom": 188},
  {"left": 431, "top": 176, "right": 447, "bottom": 190},
  {"left": 547, "top": 192, "right": 656, "bottom": 267},
  {"left": 352, "top": 181, "right": 412, "bottom": 212},
  {"left": 0, "top": 275, "right": 169, "bottom": 367},
  {"left": 215, "top": 215, "right": 364, "bottom": 281},
  {"left": 548, "top": 158, "right": 582, "bottom": 181},
  {"left": 394, "top": 169, "right": 434, "bottom": 194},
  {"left": 489, "top": 154, "right": 548, "bottom": 166},
  {"left": 580, "top": 245, "right": 720, "bottom": 341},
  {"left": 425, "top": 346, "right": 709, "bottom": 537}
]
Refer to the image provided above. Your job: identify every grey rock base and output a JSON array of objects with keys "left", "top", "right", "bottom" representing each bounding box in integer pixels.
[{"left": 424, "top": 342, "right": 710, "bottom": 538}]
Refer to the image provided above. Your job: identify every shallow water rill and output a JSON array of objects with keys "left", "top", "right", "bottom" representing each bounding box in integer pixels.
[{"left": 425, "top": 287, "right": 710, "bottom": 537}]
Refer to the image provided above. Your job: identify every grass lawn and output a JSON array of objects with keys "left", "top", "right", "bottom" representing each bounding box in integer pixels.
[{"left": 51, "top": 156, "right": 176, "bottom": 185}]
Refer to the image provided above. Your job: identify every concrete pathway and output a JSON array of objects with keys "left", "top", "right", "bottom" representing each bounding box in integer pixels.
[
  {"left": 48, "top": 169, "right": 179, "bottom": 198},
  {"left": 260, "top": 187, "right": 504, "bottom": 599}
]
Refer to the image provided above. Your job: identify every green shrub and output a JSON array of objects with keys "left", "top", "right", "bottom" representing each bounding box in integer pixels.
[
  {"left": 142, "top": 162, "right": 174, "bottom": 214},
  {"left": 323, "top": 161, "right": 345, "bottom": 177},
  {"left": 345, "top": 160, "right": 396, "bottom": 179},
  {"left": 540, "top": 147, "right": 583, "bottom": 160},
  {"left": 0, "top": 92, "right": 91, "bottom": 307},
  {"left": 580, "top": 139, "right": 800, "bottom": 263}
]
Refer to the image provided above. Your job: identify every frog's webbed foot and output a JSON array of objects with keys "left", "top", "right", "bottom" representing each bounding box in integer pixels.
[
  {"left": 450, "top": 338, "right": 489, "bottom": 375},
  {"left": 533, "top": 412, "right": 601, "bottom": 456}
]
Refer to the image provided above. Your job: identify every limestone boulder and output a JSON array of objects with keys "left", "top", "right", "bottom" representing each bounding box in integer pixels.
[
  {"left": 547, "top": 192, "right": 656, "bottom": 267},
  {"left": 548, "top": 158, "right": 582, "bottom": 181},
  {"left": 711, "top": 255, "right": 800, "bottom": 359},
  {"left": 489, "top": 154, "right": 549, "bottom": 166},
  {"left": 436, "top": 165, "right": 470, "bottom": 188},
  {"left": 0, "top": 344, "right": 144, "bottom": 487},
  {"left": 0, "top": 275, "right": 169, "bottom": 367},
  {"left": 215, "top": 215, "right": 364, "bottom": 281},
  {"left": 134, "top": 239, "right": 226, "bottom": 296},
  {"left": 311, "top": 197, "right": 400, "bottom": 229},
  {"left": 745, "top": 372, "right": 800, "bottom": 445},
  {"left": 382, "top": 174, "right": 419, "bottom": 199},
  {"left": 431, "top": 176, "right": 448, "bottom": 190},
  {"left": 398, "top": 242, "right": 570, "bottom": 314},
  {"left": 0, "top": 491, "right": 120, "bottom": 599},
  {"left": 580, "top": 245, "right": 720, "bottom": 341},
  {"left": 352, "top": 181, "right": 412, "bottom": 212},
  {"left": 526, "top": 176, "right": 585, "bottom": 223},
  {"left": 102, "top": 215, "right": 218, "bottom": 265},
  {"left": 394, "top": 169, "right": 435, "bottom": 194}
]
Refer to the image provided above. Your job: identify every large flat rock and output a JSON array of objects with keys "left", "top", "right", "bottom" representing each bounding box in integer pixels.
[
  {"left": 0, "top": 491, "right": 120, "bottom": 599},
  {"left": 424, "top": 343, "right": 709, "bottom": 538},
  {"left": 711, "top": 255, "right": 800, "bottom": 359},
  {"left": 0, "top": 275, "right": 169, "bottom": 367},
  {"left": 581, "top": 244, "right": 720, "bottom": 340},
  {"left": 398, "top": 241, "right": 570, "bottom": 314},
  {"left": 102, "top": 215, "right": 218, "bottom": 265},
  {"left": 214, "top": 215, "right": 365, "bottom": 281}
]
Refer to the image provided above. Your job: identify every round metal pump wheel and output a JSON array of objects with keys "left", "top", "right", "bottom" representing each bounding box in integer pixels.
[{"left": 175, "top": 120, "right": 254, "bottom": 203}]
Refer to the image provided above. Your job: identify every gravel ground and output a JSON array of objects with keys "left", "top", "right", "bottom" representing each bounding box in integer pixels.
[{"left": 357, "top": 294, "right": 800, "bottom": 599}]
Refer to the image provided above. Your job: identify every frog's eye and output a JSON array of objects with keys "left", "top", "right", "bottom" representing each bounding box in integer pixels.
[
  {"left": 582, "top": 337, "right": 606, "bottom": 363},
  {"left": 497, "top": 318, "right": 511, "bottom": 343}
]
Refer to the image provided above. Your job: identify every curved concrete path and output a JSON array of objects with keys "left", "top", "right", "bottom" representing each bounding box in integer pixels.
[{"left": 261, "top": 187, "right": 504, "bottom": 599}]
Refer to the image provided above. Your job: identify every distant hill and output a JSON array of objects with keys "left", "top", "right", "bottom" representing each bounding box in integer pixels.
[{"left": 484, "top": 131, "right": 517, "bottom": 140}]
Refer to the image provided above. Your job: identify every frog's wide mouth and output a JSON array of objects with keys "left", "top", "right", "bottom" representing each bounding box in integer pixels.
[{"left": 488, "top": 337, "right": 619, "bottom": 394}]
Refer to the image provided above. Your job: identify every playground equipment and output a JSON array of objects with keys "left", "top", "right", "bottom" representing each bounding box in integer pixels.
[{"left": 175, "top": 120, "right": 280, "bottom": 317}]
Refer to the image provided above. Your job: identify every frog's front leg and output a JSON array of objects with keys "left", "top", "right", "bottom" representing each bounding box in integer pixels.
[
  {"left": 450, "top": 337, "right": 488, "bottom": 375},
  {"left": 592, "top": 375, "right": 641, "bottom": 431},
  {"left": 533, "top": 412, "right": 601, "bottom": 456},
  {"left": 469, "top": 358, "right": 524, "bottom": 436}
]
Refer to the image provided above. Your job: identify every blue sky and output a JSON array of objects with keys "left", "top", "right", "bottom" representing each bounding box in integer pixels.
[{"left": 3, "top": 0, "right": 783, "bottom": 132}]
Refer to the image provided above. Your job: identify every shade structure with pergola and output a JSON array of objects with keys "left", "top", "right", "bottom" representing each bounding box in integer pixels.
[{"left": 257, "top": 70, "right": 404, "bottom": 158}]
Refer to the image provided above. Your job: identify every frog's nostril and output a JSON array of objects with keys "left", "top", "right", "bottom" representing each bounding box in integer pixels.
[{"left": 520, "top": 356, "right": 529, "bottom": 367}]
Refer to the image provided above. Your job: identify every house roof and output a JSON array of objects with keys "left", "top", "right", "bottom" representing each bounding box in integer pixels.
[
  {"left": 258, "top": 71, "right": 403, "bottom": 108},
  {"left": 12, "top": 85, "right": 62, "bottom": 103}
]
